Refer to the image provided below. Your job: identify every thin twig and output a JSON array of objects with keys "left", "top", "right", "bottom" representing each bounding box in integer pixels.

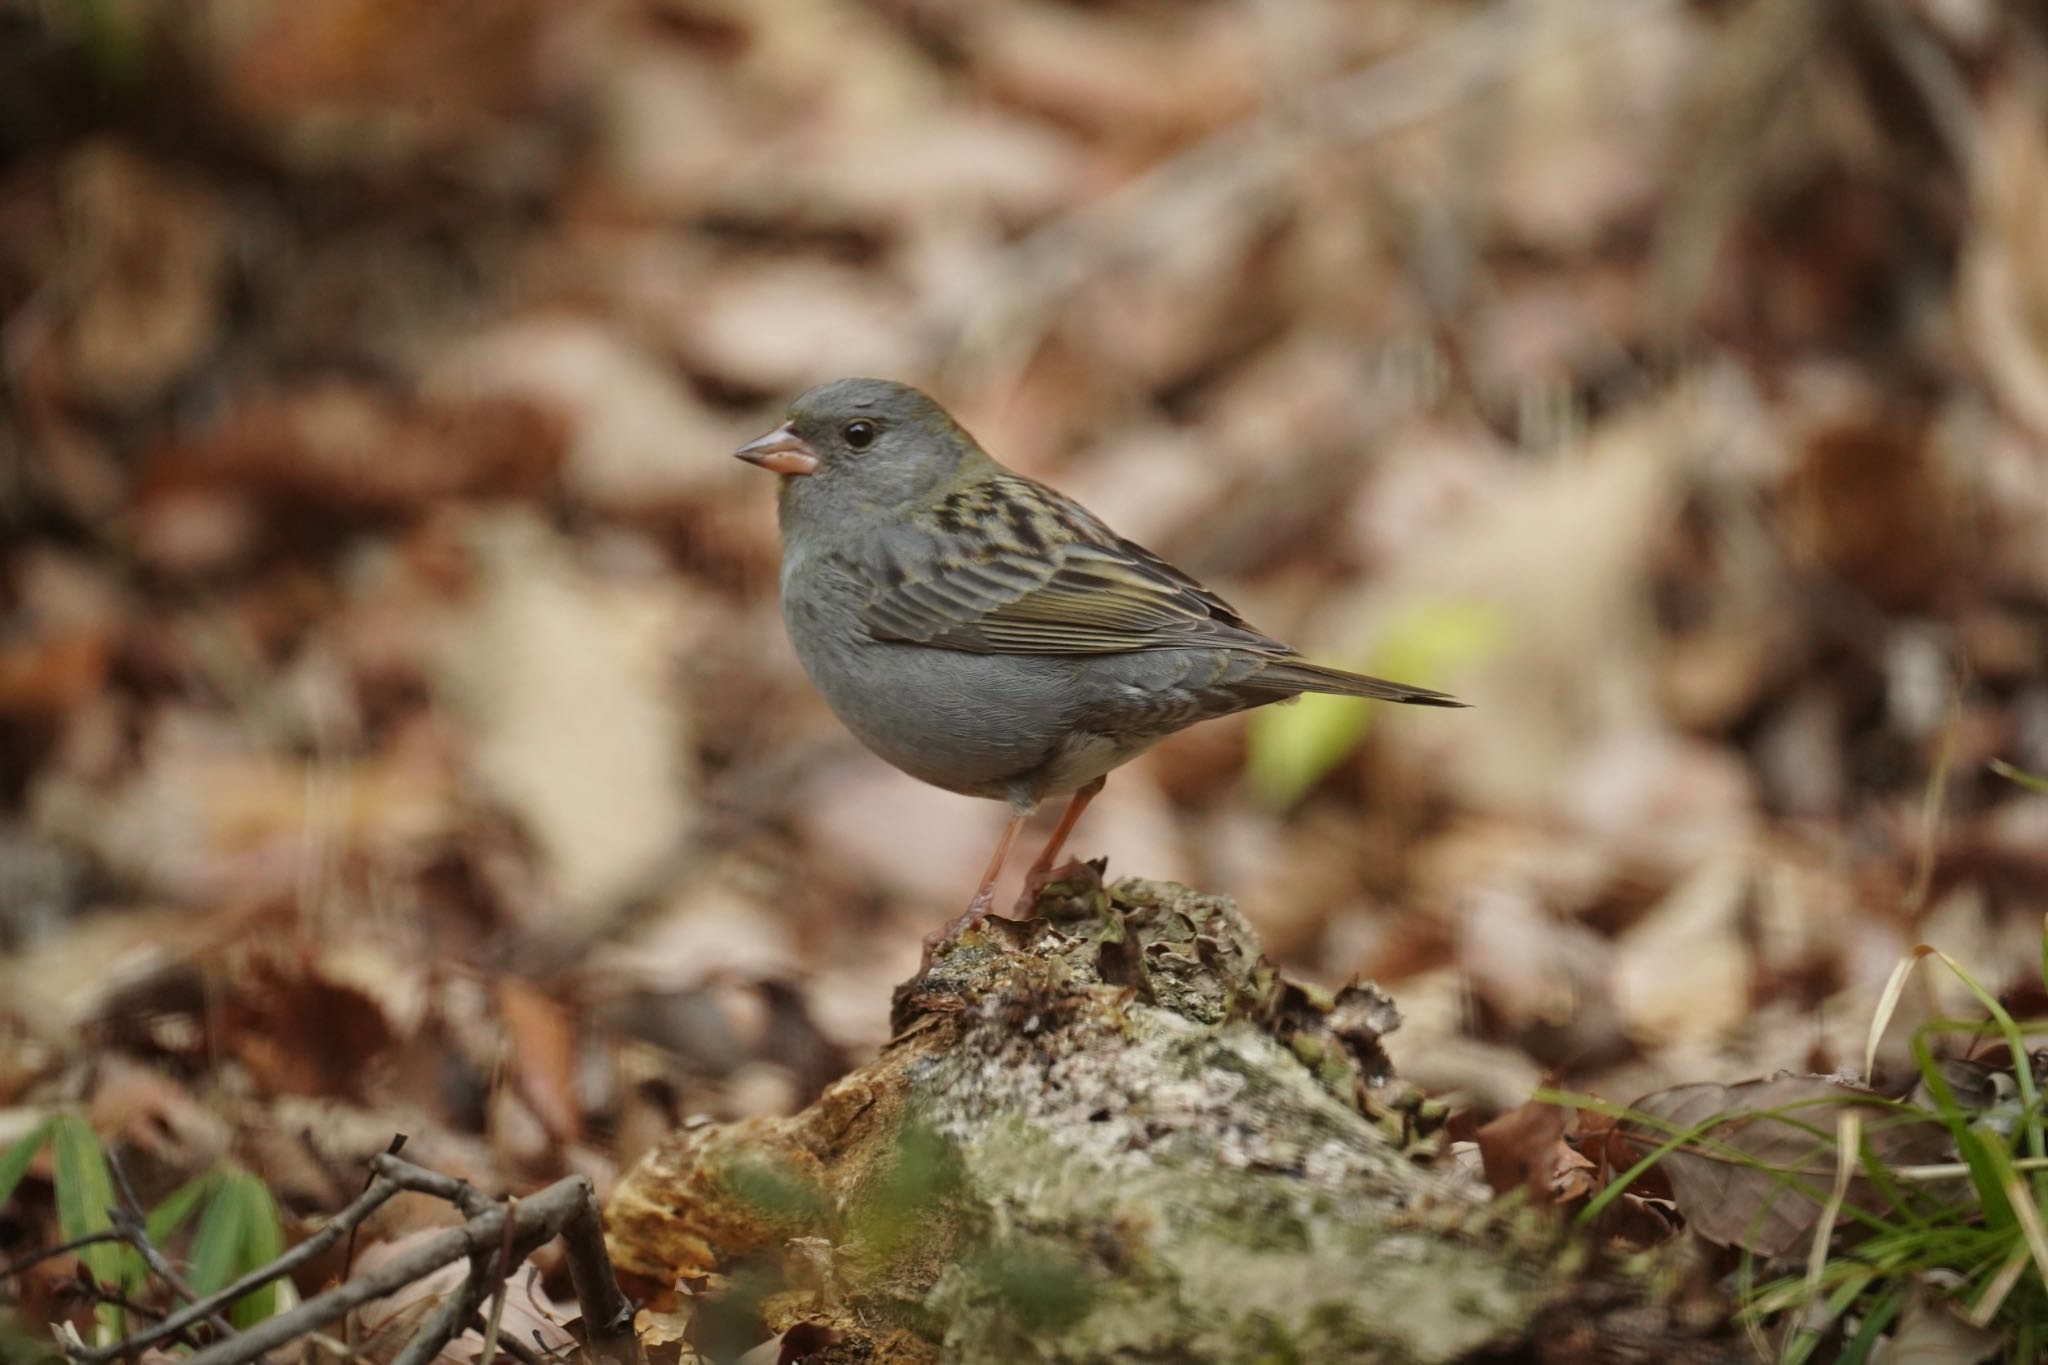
[
  {"left": 340, "top": 1134, "right": 411, "bottom": 1356},
  {"left": 465, "top": 1313, "right": 545, "bottom": 1365},
  {"left": 373, "top": 1157, "right": 496, "bottom": 1221},
  {"left": 1860, "top": 0, "right": 1981, "bottom": 177},
  {"left": 163, "top": 1173, "right": 601, "bottom": 1365},
  {"left": 0, "top": 1230, "right": 129, "bottom": 1281},
  {"left": 50, "top": 1151, "right": 632, "bottom": 1365},
  {"left": 477, "top": 1196, "right": 518, "bottom": 1365},
  {"left": 74, "top": 1283, "right": 167, "bottom": 1323},
  {"left": 72, "top": 1284, "right": 199, "bottom": 1343},
  {"left": 303, "top": 1328, "right": 385, "bottom": 1365},
  {"left": 104, "top": 1148, "right": 245, "bottom": 1347},
  {"left": 559, "top": 1187, "right": 640, "bottom": 1365},
  {"left": 68, "top": 1175, "right": 405, "bottom": 1364},
  {"left": 392, "top": 1251, "right": 489, "bottom": 1365}
]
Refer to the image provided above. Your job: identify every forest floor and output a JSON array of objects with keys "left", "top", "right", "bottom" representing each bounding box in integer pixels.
[{"left": 3, "top": 0, "right": 2048, "bottom": 1360}]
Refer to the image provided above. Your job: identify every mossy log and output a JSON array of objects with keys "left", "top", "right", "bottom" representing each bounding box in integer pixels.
[{"left": 606, "top": 870, "right": 1736, "bottom": 1363}]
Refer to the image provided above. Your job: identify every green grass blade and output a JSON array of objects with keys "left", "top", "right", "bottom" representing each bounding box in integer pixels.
[
  {"left": 1836, "top": 1287, "right": 1903, "bottom": 1365},
  {"left": 146, "top": 1168, "right": 220, "bottom": 1246},
  {"left": 226, "top": 1170, "right": 284, "bottom": 1327},
  {"left": 186, "top": 1171, "right": 244, "bottom": 1299},
  {"left": 1923, "top": 951, "right": 2043, "bottom": 1165},
  {"left": 1983, "top": 1142, "right": 2048, "bottom": 1303},
  {"left": 48, "top": 1115, "right": 124, "bottom": 1339},
  {"left": 1988, "top": 759, "right": 2048, "bottom": 796},
  {"left": 187, "top": 1167, "right": 287, "bottom": 1327},
  {"left": 0, "top": 1119, "right": 52, "bottom": 1208}
]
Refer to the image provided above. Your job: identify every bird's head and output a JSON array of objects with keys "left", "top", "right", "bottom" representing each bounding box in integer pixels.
[{"left": 732, "top": 378, "right": 990, "bottom": 523}]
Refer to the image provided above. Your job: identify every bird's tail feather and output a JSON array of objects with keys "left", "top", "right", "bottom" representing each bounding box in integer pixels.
[{"left": 1256, "top": 658, "right": 1467, "bottom": 707}]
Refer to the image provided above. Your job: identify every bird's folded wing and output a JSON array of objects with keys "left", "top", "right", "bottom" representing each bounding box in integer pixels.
[{"left": 856, "top": 476, "right": 1288, "bottom": 657}]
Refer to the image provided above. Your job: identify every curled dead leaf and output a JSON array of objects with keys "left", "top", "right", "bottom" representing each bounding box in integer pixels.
[{"left": 1621, "top": 1073, "right": 1958, "bottom": 1258}]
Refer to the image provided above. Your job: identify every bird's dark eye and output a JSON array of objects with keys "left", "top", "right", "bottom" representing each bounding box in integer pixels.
[{"left": 842, "top": 420, "right": 877, "bottom": 450}]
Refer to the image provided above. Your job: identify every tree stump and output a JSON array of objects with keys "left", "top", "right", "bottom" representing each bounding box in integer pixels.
[{"left": 606, "top": 869, "right": 1734, "bottom": 1363}]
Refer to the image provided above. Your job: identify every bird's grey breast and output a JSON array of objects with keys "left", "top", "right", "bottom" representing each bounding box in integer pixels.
[{"left": 778, "top": 542, "right": 1062, "bottom": 799}]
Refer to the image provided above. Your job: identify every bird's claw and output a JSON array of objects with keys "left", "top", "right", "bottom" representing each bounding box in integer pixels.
[
  {"left": 919, "top": 890, "right": 995, "bottom": 970},
  {"left": 1016, "top": 857, "right": 1103, "bottom": 915},
  {"left": 1016, "top": 862, "right": 1068, "bottom": 909}
]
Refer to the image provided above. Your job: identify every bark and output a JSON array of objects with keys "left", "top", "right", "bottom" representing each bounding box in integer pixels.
[{"left": 606, "top": 869, "right": 1738, "bottom": 1363}]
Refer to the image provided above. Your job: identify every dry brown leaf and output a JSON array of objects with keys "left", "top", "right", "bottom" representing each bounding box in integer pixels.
[
  {"left": 349, "top": 1232, "right": 578, "bottom": 1364},
  {"left": 0, "top": 629, "right": 109, "bottom": 717},
  {"left": 676, "top": 262, "right": 922, "bottom": 394},
  {"left": 496, "top": 975, "right": 582, "bottom": 1147},
  {"left": 1960, "top": 74, "right": 2048, "bottom": 444},
  {"left": 1622, "top": 1073, "right": 1956, "bottom": 1257},
  {"left": 45, "top": 143, "right": 225, "bottom": 408},
  {"left": 429, "top": 317, "right": 735, "bottom": 510},
  {"left": 224, "top": 953, "right": 399, "bottom": 1099},
  {"left": 1609, "top": 845, "right": 1753, "bottom": 1046},
  {"left": 1781, "top": 413, "right": 1962, "bottom": 614},
  {"left": 1887, "top": 1283, "right": 2008, "bottom": 1364},
  {"left": 1342, "top": 398, "right": 1684, "bottom": 819},
  {"left": 961, "top": 1, "right": 1259, "bottom": 152},
  {"left": 434, "top": 512, "right": 694, "bottom": 924},
  {"left": 1487, "top": 4, "right": 1692, "bottom": 252},
  {"left": 1474, "top": 1095, "right": 1569, "bottom": 1200},
  {"left": 32, "top": 706, "right": 456, "bottom": 907},
  {"left": 134, "top": 384, "right": 565, "bottom": 556},
  {"left": 85, "top": 1056, "right": 229, "bottom": 1174},
  {"left": 217, "top": 0, "right": 554, "bottom": 171}
]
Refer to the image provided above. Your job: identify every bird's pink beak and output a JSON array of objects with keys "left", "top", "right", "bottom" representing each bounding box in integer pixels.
[{"left": 732, "top": 424, "right": 820, "bottom": 476}]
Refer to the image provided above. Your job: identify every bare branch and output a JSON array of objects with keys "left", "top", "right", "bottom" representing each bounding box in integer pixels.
[
  {"left": 69, "top": 1175, "right": 404, "bottom": 1364},
  {"left": 370, "top": 1156, "right": 497, "bottom": 1221},
  {"left": 392, "top": 1251, "right": 489, "bottom": 1365},
  {"left": 466, "top": 1313, "right": 545, "bottom": 1365},
  {"left": 36, "top": 1146, "right": 634, "bottom": 1365},
  {"left": 560, "top": 1194, "right": 640, "bottom": 1365},
  {"left": 104, "top": 1148, "right": 245, "bottom": 1348},
  {"left": 476, "top": 1195, "right": 520, "bottom": 1365},
  {"left": 161, "top": 1173, "right": 604, "bottom": 1365},
  {"left": 0, "top": 1230, "right": 129, "bottom": 1282}
]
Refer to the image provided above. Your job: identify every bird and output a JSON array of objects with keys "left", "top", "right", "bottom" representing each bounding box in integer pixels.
[{"left": 733, "top": 378, "right": 1463, "bottom": 930}]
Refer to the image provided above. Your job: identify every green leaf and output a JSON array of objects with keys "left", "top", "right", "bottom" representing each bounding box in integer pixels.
[
  {"left": 188, "top": 1167, "right": 286, "bottom": 1327},
  {"left": 0, "top": 1118, "right": 52, "bottom": 1208},
  {"left": 48, "top": 1115, "right": 125, "bottom": 1339},
  {"left": 186, "top": 1174, "right": 243, "bottom": 1297},
  {"left": 229, "top": 1171, "right": 284, "bottom": 1328},
  {"left": 1247, "top": 597, "right": 1502, "bottom": 807},
  {"left": 0, "top": 1311, "right": 66, "bottom": 1365},
  {"left": 146, "top": 1169, "right": 220, "bottom": 1247},
  {"left": 1247, "top": 692, "right": 1367, "bottom": 809}
]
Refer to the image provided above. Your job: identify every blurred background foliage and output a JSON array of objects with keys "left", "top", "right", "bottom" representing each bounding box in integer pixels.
[{"left": 1, "top": 0, "right": 2047, "bottom": 1345}]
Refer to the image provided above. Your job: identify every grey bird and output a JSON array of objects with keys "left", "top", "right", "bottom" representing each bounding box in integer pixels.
[{"left": 734, "top": 378, "right": 1463, "bottom": 925}]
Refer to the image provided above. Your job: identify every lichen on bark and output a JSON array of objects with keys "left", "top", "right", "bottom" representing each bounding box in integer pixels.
[{"left": 604, "top": 869, "right": 1699, "bottom": 1362}]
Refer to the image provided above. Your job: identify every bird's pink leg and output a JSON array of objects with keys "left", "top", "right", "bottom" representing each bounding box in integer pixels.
[
  {"left": 925, "top": 810, "right": 1027, "bottom": 960},
  {"left": 967, "top": 809, "right": 1028, "bottom": 920},
  {"left": 1020, "top": 776, "right": 1105, "bottom": 903}
]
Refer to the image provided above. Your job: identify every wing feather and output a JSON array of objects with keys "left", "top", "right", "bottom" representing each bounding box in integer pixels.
[{"left": 854, "top": 475, "right": 1289, "bottom": 657}]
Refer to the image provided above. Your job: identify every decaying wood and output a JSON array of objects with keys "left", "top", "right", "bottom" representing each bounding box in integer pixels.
[{"left": 607, "top": 870, "right": 1743, "bottom": 1363}]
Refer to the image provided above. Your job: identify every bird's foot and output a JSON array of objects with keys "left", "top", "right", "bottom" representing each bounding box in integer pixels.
[
  {"left": 920, "top": 890, "right": 995, "bottom": 969},
  {"left": 1015, "top": 857, "right": 1105, "bottom": 917}
]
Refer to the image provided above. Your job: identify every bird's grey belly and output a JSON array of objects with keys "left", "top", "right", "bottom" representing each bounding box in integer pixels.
[
  {"left": 790, "top": 627, "right": 1139, "bottom": 801},
  {"left": 783, "top": 575, "right": 1270, "bottom": 805}
]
